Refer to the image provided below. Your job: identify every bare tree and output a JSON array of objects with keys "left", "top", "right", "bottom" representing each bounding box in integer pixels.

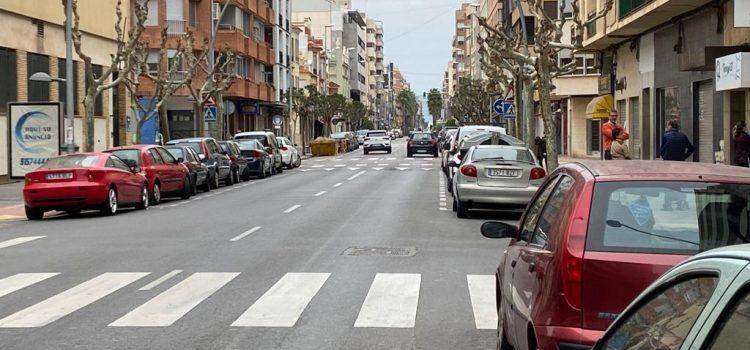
[{"left": 66, "top": 0, "right": 148, "bottom": 151}]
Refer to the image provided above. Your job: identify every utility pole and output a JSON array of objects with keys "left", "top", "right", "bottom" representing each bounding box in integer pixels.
[
  {"left": 209, "top": 1, "right": 229, "bottom": 138},
  {"left": 64, "top": 0, "right": 75, "bottom": 153}
]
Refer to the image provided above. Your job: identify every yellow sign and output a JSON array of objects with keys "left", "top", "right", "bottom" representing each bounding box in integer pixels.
[{"left": 586, "top": 95, "right": 614, "bottom": 119}]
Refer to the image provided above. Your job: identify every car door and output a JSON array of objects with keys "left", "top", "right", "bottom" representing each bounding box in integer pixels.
[
  {"left": 209, "top": 139, "right": 230, "bottom": 178},
  {"left": 506, "top": 175, "right": 560, "bottom": 349},
  {"left": 106, "top": 156, "right": 136, "bottom": 202},
  {"left": 156, "top": 147, "right": 184, "bottom": 192},
  {"left": 188, "top": 148, "right": 207, "bottom": 184},
  {"left": 147, "top": 148, "right": 171, "bottom": 192}
]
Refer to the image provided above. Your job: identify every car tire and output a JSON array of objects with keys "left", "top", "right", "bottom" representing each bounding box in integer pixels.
[
  {"left": 136, "top": 184, "right": 149, "bottom": 210},
  {"left": 225, "top": 171, "right": 234, "bottom": 186},
  {"left": 201, "top": 175, "right": 211, "bottom": 192},
  {"left": 295, "top": 156, "right": 302, "bottom": 168},
  {"left": 209, "top": 171, "right": 220, "bottom": 189},
  {"left": 407, "top": 151, "right": 412, "bottom": 158},
  {"left": 234, "top": 169, "right": 241, "bottom": 183},
  {"left": 456, "top": 200, "right": 469, "bottom": 218},
  {"left": 364, "top": 150, "right": 369, "bottom": 155},
  {"left": 101, "top": 187, "right": 118, "bottom": 216},
  {"left": 25, "top": 206, "right": 44, "bottom": 220},
  {"left": 277, "top": 164, "right": 284, "bottom": 174},
  {"left": 241, "top": 168, "right": 251, "bottom": 181},
  {"left": 387, "top": 148, "right": 392, "bottom": 154},
  {"left": 496, "top": 311, "right": 513, "bottom": 350},
  {"left": 452, "top": 198, "right": 458, "bottom": 212},
  {"left": 271, "top": 165, "right": 277, "bottom": 176},
  {"left": 181, "top": 176, "right": 192, "bottom": 200},
  {"left": 447, "top": 178, "right": 453, "bottom": 194},
  {"left": 191, "top": 176, "right": 198, "bottom": 196},
  {"left": 150, "top": 182, "right": 162, "bottom": 205}
]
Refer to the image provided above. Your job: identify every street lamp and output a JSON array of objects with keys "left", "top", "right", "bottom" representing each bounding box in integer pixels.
[
  {"left": 29, "top": 72, "right": 76, "bottom": 153},
  {"left": 29, "top": 72, "right": 66, "bottom": 83}
]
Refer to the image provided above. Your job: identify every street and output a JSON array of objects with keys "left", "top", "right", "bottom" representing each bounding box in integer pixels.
[{"left": 0, "top": 138, "right": 515, "bottom": 350}]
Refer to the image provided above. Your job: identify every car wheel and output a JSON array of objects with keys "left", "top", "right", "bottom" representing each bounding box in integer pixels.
[
  {"left": 387, "top": 148, "right": 392, "bottom": 154},
  {"left": 456, "top": 200, "right": 469, "bottom": 218},
  {"left": 201, "top": 174, "right": 211, "bottom": 192},
  {"left": 407, "top": 151, "right": 412, "bottom": 158},
  {"left": 225, "top": 171, "right": 234, "bottom": 186},
  {"left": 101, "top": 187, "right": 118, "bottom": 216},
  {"left": 151, "top": 182, "right": 162, "bottom": 205},
  {"left": 241, "top": 168, "right": 251, "bottom": 181},
  {"left": 211, "top": 171, "right": 220, "bottom": 189},
  {"left": 234, "top": 169, "right": 241, "bottom": 183},
  {"left": 452, "top": 198, "right": 458, "bottom": 212},
  {"left": 497, "top": 310, "right": 513, "bottom": 350},
  {"left": 447, "top": 178, "right": 453, "bottom": 194},
  {"left": 277, "top": 164, "right": 283, "bottom": 174},
  {"left": 295, "top": 156, "right": 302, "bottom": 168},
  {"left": 191, "top": 176, "right": 198, "bottom": 196},
  {"left": 181, "top": 176, "right": 192, "bottom": 199},
  {"left": 364, "top": 150, "right": 369, "bottom": 155},
  {"left": 271, "top": 165, "right": 277, "bottom": 176},
  {"left": 135, "top": 184, "right": 149, "bottom": 210},
  {"left": 25, "top": 206, "right": 44, "bottom": 220}
]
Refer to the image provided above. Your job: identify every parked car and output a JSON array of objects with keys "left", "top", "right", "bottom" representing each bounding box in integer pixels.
[
  {"left": 591, "top": 244, "right": 750, "bottom": 350},
  {"left": 23, "top": 153, "right": 149, "bottom": 219},
  {"left": 276, "top": 136, "right": 302, "bottom": 169},
  {"left": 237, "top": 140, "right": 273, "bottom": 178},
  {"left": 480, "top": 160, "right": 750, "bottom": 350},
  {"left": 407, "top": 132, "right": 439, "bottom": 157},
  {"left": 441, "top": 129, "right": 458, "bottom": 175},
  {"left": 165, "top": 145, "right": 211, "bottom": 193},
  {"left": 219, "top": 141, "right": 250, "bottom": 183},
  {"left": 234, "top": 131, "right": 283, "bottom": 174},
  {"left": 331, "top": 132, "right": 359, "bottom": 152},
  {"left": 166, "top": 137, "right": 231, "bottom": 189},
  {"left": 363, "top": 130, "right": 392, "bottom": 154},
  {"left": 356, "top": 130, "right": 369, "bottom": 145},
  {"left": 105, "top": 144, "right": 192, "bottom": 204},
  {"left": 446, "top": 131, "right": 523, "bottom": 193}
]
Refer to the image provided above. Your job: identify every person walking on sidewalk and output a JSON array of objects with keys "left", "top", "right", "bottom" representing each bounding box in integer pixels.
[
  {"left": 610, "top": 128, "right": 632, "bottom": 160},
  {"left": 602, "top": 111, "right": 629, "bottom": 160},
  {"left": 660, "top": 119, "right": 694, "bottom": 161},
  {"left": 534, "top": 136, "right": 547, "bottom": 167},
  {"left": 733, "top": 121, "right": 750, "bottom": 167}
]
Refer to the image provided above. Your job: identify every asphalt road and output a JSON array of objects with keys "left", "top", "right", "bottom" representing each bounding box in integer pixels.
[{"left": 0, "top": 138, "right": 514, "bottom": 350}]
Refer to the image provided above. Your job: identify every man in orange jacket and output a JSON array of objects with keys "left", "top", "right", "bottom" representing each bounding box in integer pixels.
[{"left": 602, "top": 111, "right": 629, "bottom": 160}]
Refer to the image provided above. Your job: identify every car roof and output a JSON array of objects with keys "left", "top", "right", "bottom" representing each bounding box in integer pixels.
[
  {"left": 566, "top": 160, "right": 750, "bottom": 181},
  {"left": 473, "top": 145, "right": 529, "bottom": 151},
  {"left": 236, "top": 132, "right": 273, "bottom": 137},
  {"left": 169, "top": 138, "right": 212, "bottom": 143},
  {"left": 685, "top": 244, "right": 750, "bottom": 263},
  {"left": 107, "top": 145, "right": 152, "bottom": 150}
]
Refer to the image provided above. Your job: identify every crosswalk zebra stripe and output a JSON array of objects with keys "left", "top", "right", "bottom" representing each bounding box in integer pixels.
[
  {"left": 110, "top": 272, "right": 239, "bottom": 327},
  {"left": 354, "top": 273, "right": 421, "bottom": 328},
  {"left": 0, "top": 272, "right": 149, "bottom": 328},
  {"left": 0, "top": 236, "right": 46, "bottom": 250},
  {"left": 467, "top": 275, "right": 498, "bottom": 330},
  {"left": 0, "top": 273, "right": 59, "bottom": 299},
  {"left": 232, "top": 273, "right": 330, "bottom": 327}
]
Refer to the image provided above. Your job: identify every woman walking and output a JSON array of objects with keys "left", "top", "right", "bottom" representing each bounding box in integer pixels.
[
  {"left": 733, "top": 121, "right": 750, "bottom": 167},
  {"left": 610, "top": 128, "right": 631, "bottom": 160}
]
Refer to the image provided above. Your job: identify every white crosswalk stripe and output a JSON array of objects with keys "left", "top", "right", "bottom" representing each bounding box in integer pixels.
[
  {"left": 467, "top": 275, "right": 498, "bottom": 330},
  {"left": 0, "top": 236, "right": 46, "bottom": 250},
  {"left": 0, "top": 273, "right": 59, "bottom": 298},
  {"left": 354, "top": 273, "right": 421, "bottom": 328},
  {"left": 232, "top": 273, "right": 329, "bottom": 327},
  {"left": 0, "top": 272, "right": 149, "bottom": 328},
  {"left": 110, "top": 273, "right": 239, "bottom": 327}
]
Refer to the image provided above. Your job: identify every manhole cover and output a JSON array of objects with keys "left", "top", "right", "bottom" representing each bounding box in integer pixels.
[{"left": 342, "top": 246, "right": 417, "bottom": 257}]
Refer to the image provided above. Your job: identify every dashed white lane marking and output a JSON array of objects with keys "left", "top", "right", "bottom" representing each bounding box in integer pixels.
[
  {"left": 368, "top": 157, "right": 378, "bottom": 160},
  {"left": 354, "top": 273, "right": 421, "bottom": 328},
  {"left": 334, "top": 164, "right": 345, "bottom": 168},
  {"left": 373, "top": 167, "right": 383, "bottom": 171},
  {"left": 300, "top": 169, "right": 312, "bottom": 172},
  {"left": 348, "top": 167, "right": 361, "bottom": 171},
  {"left": 356, "top": 164, "right": 367, "bottom": 167},
  {"left": 312, "top": 165, "right": 324, "bottom": 168},
  {"left": 348, "top": 171, "right": 366, "bottom": 181},
  {"left": 110, "top": 273, "right": 239, "bottom": 327},
  {"left": 0, "top": 273, "right": 59, "bottom": 299},
  {"left": 399, "top": 163, "right": 411, "bottom": 166},
  {"left": 333, "top": 182, "right": 343, "bottom": 188},
  {"left": 387, "top": 157, "right": 396, "bottom": 160},
  {"left": 378, "top": 163, "right": 389, "bottom": 166},
  {"left": 0, "top": 273, "right": 149, "bottom": 328},
  {"left": 325, "top": 168, "right": 335, "bottom": 171},
  {"left": 230, "top": 226, "right": 262, "bottom": 242},
  {"left": 467, "top": 275, "right": 498, "bottom": 330},
  {"left": 139, "top": 270, "right": 184, "bottom": 291},
  {"left": 232, "top": 273, "right": 330, "bottom": 327},
  {"left": 314, "top": 191, "right": 327, "bottom": 197},
  {"left": 351, "top": 158, "right": 361, "bottom": 161},
  {"left": 396, "top": 167, "right": 407, "bottom": 171},
  {"left": 0, "top": 236, "right": 46, "bottom": 250},
  {"left": 422, "top": 168, "right": 433, "bottom": 171},
  {"left": 284, "top": 205, "right": 302, "bottom": 213}
]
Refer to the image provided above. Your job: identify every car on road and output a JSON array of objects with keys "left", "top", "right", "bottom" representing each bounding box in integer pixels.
[
  {"left": 166, "top": 137, "right": 231, "bottom": 189},
  {"left": 590, "top": 244, "right": 750, "bottom": 350},
  {"left": 234, "top": 131, "right": 283, "bottom": 175},
  {"left": 356, "top": 130, "right": 369, "bottom": 145},
  {"left": 407, "top": 132, "right": 439, "bottom": 157},
  {"left": 23, "top": 153, "right": 149, "bottom": 219},
  {"left": 105, "top": 145, "right": 192, "bottom": 204},
  {"left": 219, "top": 141, "right": 250, "bottom": 183},
  {"left": 165, "top": 145, "right": 210, "bottom": 193},
  {"left": 363, "top": 130, "right": 392, "bottom": 154},
  {"left": 441, "top": 129, "right": 458, "bottom": 175},
  {"left": 451, "top": 145, "right": 543, "bottom": 217},
  {"left": 237, "top": 139, "right": 274, "bottom": 178},
  {"left": 447, "top": 131, "right": 524, "bottom": 193},
  {"left": 480, "top": 160, "right": 750, "bottom": 350},
  {"left": 331, "top": 132, "right": 358, "bottom": 153},
  {"left": 276, "top": 136, "right": 302, "bottom": 169}
]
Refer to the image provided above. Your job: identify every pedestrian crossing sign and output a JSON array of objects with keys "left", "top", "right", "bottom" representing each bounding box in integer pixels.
[
  {"left": 203, "top": 106, "right": 217, "bottom": 122},
  {"left": 501, "top": 102, "right": 516, "bottom": 119}
]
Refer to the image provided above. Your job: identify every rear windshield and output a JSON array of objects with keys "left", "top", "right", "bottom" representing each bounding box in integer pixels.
[
  {"left": 108, "top": 150, "right": 141, "bottom": 166},
  {"left": 219, "top": 143, "right": 229, "bottom": 152},
  {"left": 587, "top": 181, "right": 750, "bottom": 254},
  {"left": 172, "top": 142, "right": 203, "bottom": 156},
  {"left": 412, "top": 133, "right": 433, "bottom": 141},
  {"left": 236, "top": 135, "right": 268, "bottom": 146},
  {"left": 165, "top": 148, "right": 185, "bottom": 160},
  {"left": 237, "top": 141, "right": 260, "bottom": 151},
  {"left": 367, "top": 131, "right": 387, "bottom": 137},
  {"left": 471, "top": 148, "right": 534, "bottom": 163},
  {"left": 42, "top": 155, "right": 99, "bottom": 168}
]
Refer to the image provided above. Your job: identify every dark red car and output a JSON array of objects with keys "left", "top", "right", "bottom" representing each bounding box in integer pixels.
[
  {"left": 105, "top": 145, "right": 191, "bottom": 205},
  {"left": 481, "top": 160, "right": 750, "bottom": 350},
  {"left": 23, "top": 153, "right": 149, "bottom": 219}
]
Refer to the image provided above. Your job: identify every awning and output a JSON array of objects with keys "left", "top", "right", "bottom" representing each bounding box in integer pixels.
[{"left": 586, "top": 94, "right": 614, "bottom": 119}]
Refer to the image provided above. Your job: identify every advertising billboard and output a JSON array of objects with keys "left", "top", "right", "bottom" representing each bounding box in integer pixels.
[{"left": 7, "top": 102, "right": 61, "bottom": 178}]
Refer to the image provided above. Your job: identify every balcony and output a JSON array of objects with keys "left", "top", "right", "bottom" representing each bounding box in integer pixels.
[
  {"left": 166, "top": 20, "right": 187, "bottom": 36},
  {"left": 225, "top": 80, "right": 276, "bottom": 102}
]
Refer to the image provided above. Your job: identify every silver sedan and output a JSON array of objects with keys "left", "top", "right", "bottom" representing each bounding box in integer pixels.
[{"left": 451, "top": 145, "right": 546, "bottom": 218}]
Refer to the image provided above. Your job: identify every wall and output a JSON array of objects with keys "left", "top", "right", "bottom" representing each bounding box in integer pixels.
[{"left": 568, "top": 96, "right": 594, "bottom": 157}]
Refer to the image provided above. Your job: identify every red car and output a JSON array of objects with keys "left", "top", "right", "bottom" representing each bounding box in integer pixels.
[
  {"left": 480, "top": 160, "right": 750, "bottom": 350},
  {"left": 23, "top": 153, "right": 149, "bottom": 219},
  {"left": 105, "top": 145, "right": 191, "bottom": 205}
]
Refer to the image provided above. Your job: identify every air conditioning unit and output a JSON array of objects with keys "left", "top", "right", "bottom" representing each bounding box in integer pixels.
[{"left": 212, "top": 3, "right": 221, "bottom": 21}]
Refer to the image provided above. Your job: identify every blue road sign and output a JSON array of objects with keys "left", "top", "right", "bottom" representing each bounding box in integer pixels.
[
  {"left": 501, "top": 101, "right": 516, "bottom": 119},
  {"left": 493, "top": 99, "right": 504, "bottom": 114},
  {"left": 203, "top": 106, "right": 217, "bottom": 122},
  {"left": 463, "top": 113, "right": 469, "bottom": 122}
]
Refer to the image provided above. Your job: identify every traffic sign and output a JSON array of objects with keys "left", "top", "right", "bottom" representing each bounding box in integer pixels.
[
  {"left": 463, "top": 113, "right": 469, "bottom": 122},
  {"left": 203, "top": 106, "right": 217, "bottom": 122},
  {"left": 272, "top": 115, "right": 283, "bottom": 126},
  {"left": 493, "top": 99, "right": 504, "bottom": 114},
  {"left": 501, "top": 101, "right": 516, "bottom": 119}
]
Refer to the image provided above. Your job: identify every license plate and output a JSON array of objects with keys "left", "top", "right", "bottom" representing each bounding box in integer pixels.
[
  {"left": 488, "top": 169, "right": 520, "bottom": 177},
  {"left": 46, "top": 172, "right": 73, "bottom": 180},
  {"left": 417, "top": 149, "right": 428, "bottom": 153}
]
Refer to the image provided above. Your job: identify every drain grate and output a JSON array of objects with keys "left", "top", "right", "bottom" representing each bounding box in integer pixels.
[{"left": 342, "top": 246, "right": 418, "bottom": 257}]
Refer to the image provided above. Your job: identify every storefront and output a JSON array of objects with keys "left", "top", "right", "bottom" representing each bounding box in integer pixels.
[{"left": 716, "top": 52, "right": 750, "bottom": 165}]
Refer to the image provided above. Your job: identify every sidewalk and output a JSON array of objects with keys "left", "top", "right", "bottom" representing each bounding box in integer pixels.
[{"left": 0, "top": 181, "right": 24, "bottom": 221}]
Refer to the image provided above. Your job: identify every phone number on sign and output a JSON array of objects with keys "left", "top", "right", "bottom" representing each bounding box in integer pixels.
[{"left": 19, "top": 158, "right": 48, "bottom": 166}]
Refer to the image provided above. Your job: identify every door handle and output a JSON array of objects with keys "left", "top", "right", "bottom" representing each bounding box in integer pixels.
[
  {"left": 528, "top": 263, "right": 536, "bottom": 273},
  {"left": 510, "top": 260, "right": 517, "bottom": 268}
]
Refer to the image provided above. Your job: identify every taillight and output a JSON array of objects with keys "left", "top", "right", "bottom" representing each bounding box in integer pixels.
[
  {"left": 561, "top": 183, "right": 592, "bottom": 311},
  {"left": 87, "top": 171, "right": 103, "bottom": 182},
  {"left": 460, "top": 164, "right": 477, "bottom": 177},
  {"left": 530, "top": 167, "right": 546, "bottom": 180},
  {"left": 24, "top": 176, "right": 32, "bottom": 185},
  {"left": 281, "top": 146, "right": 288, "bottom": 151},
  {"left": 252, "top": 150, "right": 263, "bottom": 158},
  {"left": 408, "top": 141, "right": 414, "bottom": 146},
  {"left": 456, "top": 153, "right": 463, "bottom": 161}
]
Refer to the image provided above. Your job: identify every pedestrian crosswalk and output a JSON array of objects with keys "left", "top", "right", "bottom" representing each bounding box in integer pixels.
[{"left": 0, "top": 271, "right": 497, "bottom": 330}]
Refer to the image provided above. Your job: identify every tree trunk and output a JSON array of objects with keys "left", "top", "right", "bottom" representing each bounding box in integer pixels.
[
  {"left": 83, "top": 93, "right": 96, "bottom": 152},
  {"left": 521, "top": 80, "right": 535, "bottom": 148},
  {"left": 514, "top": 78, "right": 523, "bottom": 138},
  {"left": 215, "top": 92, "right": 225, "bottom": 140},
  {"left": 158, "top": 105, "right": 170, "bottom": 143},
  {"left": 193, "top": 102, "right": 203, "bottom": 137},
  {"left": 538, "top": 58, "right": 558, "bottom": 171}
]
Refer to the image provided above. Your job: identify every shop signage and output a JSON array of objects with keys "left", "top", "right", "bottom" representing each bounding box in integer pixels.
[
  {"left": 238, "top": 101, "right": 260, "bottom": 116},
  {"left": 598, "top": 76, "right": 611, "bottom": 95},
  {"left": 715, "top": 52, "right": 750, "bottom": 91},
  {"left": 737, "top": 1, "right": 750, "bottom": 27},
  {"left": 7, "top": 102, "right": 61, "bottom": 178}
]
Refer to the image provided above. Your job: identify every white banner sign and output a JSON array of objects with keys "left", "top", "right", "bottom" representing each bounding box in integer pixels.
[
  {"left": 715, "top": 52, "right": 750, "bottom": 91},
  {"left": 737, "top": 0, "right": 750, "bottom": 27},
  {"left": 8, "top": 103, "right": 61, "bottom": 178}
]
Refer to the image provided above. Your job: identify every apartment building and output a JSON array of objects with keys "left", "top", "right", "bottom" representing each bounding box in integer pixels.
[
  {"left": 273, "top": 0, "right": 292, "bottom": 135},
  {"left": 0, "top": 0, "right": 132, "bottom": 178},
  {"left": 343, "top": 10, "right": 368, "bottom": 106},
  {"left": 450, "top": 3, "right": 477, "bottom": 94}
]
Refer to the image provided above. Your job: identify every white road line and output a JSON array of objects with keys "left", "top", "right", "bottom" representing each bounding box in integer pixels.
[
  {"left": 348, "top": 171, "right": 366, "bottom": 181},
  {"left": 325, "top": 168, "right": 335, "bottom": 171},
  {"left": 230, "top": 226, "right": 262, "bottom": 242},
  {"left": 333, "top": 182, "right": 343, "bottom": 187},
  {"left": 356, "top": 163, "right": 367, "bottom": 167},
  {"left": 399, "top": 163, "right": 411, "bottom": 166},
  {"left": 232, "top": 273, "right": 330, "bottom": 327},
  {"left": 439, "top": 208, "right": 449, "bottom": 211},
  {"left": 139, "top": 270, "right": 184, "bottom": 291},
  {"left": 334, "top": 164, "right": 345, "bottom": 167},
  {"left": 368, "top": 157, "right": 377, "bottom": 160},
  {"left": 387, "top": 157, "right": 396, "bottom": 160},
  {"left": 314, "top": 191, "right": 327, "bottom": 197},
  {"left": 354, "top": 273, "right": 421, "bottom": 328},
  {"left": 110, "top": 273, "right": 239, "bottom": 327},
  {"left": 300, "top": 169, "right": 312, "bottom": 172},
  {"left": 0, "top": 273, "right": 59, "bottom": 299},
  {"left": 0, "top": 236, "right": 46, "bottom": 250},
  {"left": 284, "top": 205, "right": 302, "bottom": 213},
  {"left": 467, "top": 275, "right": 498, "bottom": 330},
  {"left": 396, "top": 167, "right": 407, "bottom": 171},
  {"left": 422, "top": 168, "right": 433, "bottom": 171},
  {"left": 378, "top": 163, "right": 388, "bottom": 166},
  {"left": 351, "top": 158, "right": 361, "bottom": 161},
  {"left": 373, "top": 167, "right": 383, "bottom": 171},
  {"left": 312, "top": 165, "right": 324, "bottom": 168},
  {"left": 348, "top": 167, "right": 360, "bottom": 171},
  {"left": 0, "top": 273, "right": 149, "bottom": 328}
]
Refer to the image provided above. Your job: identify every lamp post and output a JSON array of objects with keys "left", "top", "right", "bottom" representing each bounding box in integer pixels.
[{"left": 29, "top": 72, "right": 73, "bottom": 152}]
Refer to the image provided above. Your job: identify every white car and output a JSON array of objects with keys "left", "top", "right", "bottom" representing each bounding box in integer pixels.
[
  {"left": 356, "top": 130, "right": 369, "bottom": 145},
  {"left": 363, "top": 130, "right": 391, "bottom": 154},
  {"left": 276, "top": 137, "right": 301, "bottom": 169}
]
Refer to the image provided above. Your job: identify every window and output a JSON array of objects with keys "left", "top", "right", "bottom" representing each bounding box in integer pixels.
[
  {"left": 524, "top": 17, "right": 535, "bottom": 45},
  {"left": 146, "top": 50, "right": 160, "bottom": 74},
  {"left": 142, "top": 0, "right": 158, "bottom": 26},
  {"left": 166, "top": 148, "right": 185, "bottom": 161},
  {"left": 189, "top": 0, "right": 197, "bottom": 27},
  {"left": 57, "top": 58, "right": 80, "bottom": 114},
  {"left": 0, "top": 47, "right": 17, "bottom": 114},
  {"left": 520, "top": 177, "right": 560, "bottom": 241},
  {"left": 704, "top": 287, "right": 750, "bottom": 349},
  {"left": 108, "top": 149, "right": 141, "bottom": 166},
  {"left": 601, "top": 276, "right": 718, "bottom": 350},
  {"left": 148, "top": 149, "right": 164, "bottom": 165},
  {"left": 156, "top": 147, "right": 177, "bottom": 164},
  {"left": 617, "top": 99, "right": 627, "bottom": 129},
  {"left": 42, "top": 155, "right": 99, "bottom": 168},
  {"left": 27, "top": 53, "right": 50, "bottom": 102},
  {"left": 587, "top": 118, "right": 601, "bottom": 154},
  {"left": 532, "top": 176, "right": 574, "bottom": 247},
  {"left": 108, "top": 156, "right": 131, "bottom": 171},
  {"left": 208, "top": 140, "right": 222, "bottom": 154}
]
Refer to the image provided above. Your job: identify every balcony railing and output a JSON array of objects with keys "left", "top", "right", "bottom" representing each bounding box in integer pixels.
[
  {"left": 619, "top": 0, "right": 651, "bottom": 19},
  {"left": 166, "top": 20, "right": 187, "bottom": 36}
]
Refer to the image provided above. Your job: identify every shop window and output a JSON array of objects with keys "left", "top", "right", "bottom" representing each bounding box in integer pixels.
[
  {"left": 587, "top": 118, "right": 601, "bottom": 154},
  {"left": 0, "top": 47, "right": 17, "bottom": 114}
]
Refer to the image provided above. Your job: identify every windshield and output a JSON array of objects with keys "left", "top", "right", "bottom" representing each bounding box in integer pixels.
[
  {"left": 367, "top": 131, "right": 387, "bottom": 137},
  {"left": 588, "top": 182, "right": 750, "bottom": 254},
  {"left": 471, "top": 148, "right": 534, "bottom": 163},
  {"left": 165, "top": 148, "right": 185, "bottom": 160},
  {"left": 219, "top": 143, "right": 229, "bottom": 152},
  {"left": 41, "top": 155, "right": 99, "bottom": 168},
  {"left": 108, "top": 150, "right": 141, "bottom": 166},
  {"left": 171, "top": 143, "right": 203, "bottom": 157},
  {"left": 412, "top": 133, "right": 433, "bottom": 141}
]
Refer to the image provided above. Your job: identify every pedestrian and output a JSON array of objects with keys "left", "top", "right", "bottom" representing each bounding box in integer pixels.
[
  {"left": 534, "top": 136, "right": 547, "bottom": 167},
  {"left": 660, "top": 118, "right": 694, "bottom": 161},
  {"left": 610, "top": 128, "right": 631, "bottom": 160},
  {"left": 602, "top": 111, "right": 629, "bottom": 160},
  {"left": 732, "top": 121, "right": 750, "bottom": 167}
]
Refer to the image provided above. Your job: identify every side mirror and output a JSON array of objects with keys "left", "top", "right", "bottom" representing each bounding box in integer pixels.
[
  {"left": 176, "top": 157, "right": 184, "bottom": 163},
  {"left": 447, "top": 160, "right": 457, "bottom": 167},
  {"left": 480, "top": 221, "right": 518, "bottom": 239},
  {"left": 265, "top": 147, "right": 272, "bottom": 153},
  {"left": 198, "top": 154, "right": 206, "bottom": 161},
  {"left": 130, "top": 165, "right": 142, "bottom": 173}
]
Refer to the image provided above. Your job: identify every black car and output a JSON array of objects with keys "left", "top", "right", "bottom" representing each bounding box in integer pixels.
[
  {"left": 237, "top": 140, "right": 273, "bottom": 178},
  {"left": 219, "top": 141, "right": 251, "bottom": 183},
  {"left": 166, "top": 137, "right": 232, "bottom": 188},
  {"left": 165, "top": 146, "right": 211, "bottom": 193},
  {"left": 407, "top": 132, "right": 438, "bottom": 157},
  {"left": 234, "top": 132, "right": 283, "bottom": 174}
]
